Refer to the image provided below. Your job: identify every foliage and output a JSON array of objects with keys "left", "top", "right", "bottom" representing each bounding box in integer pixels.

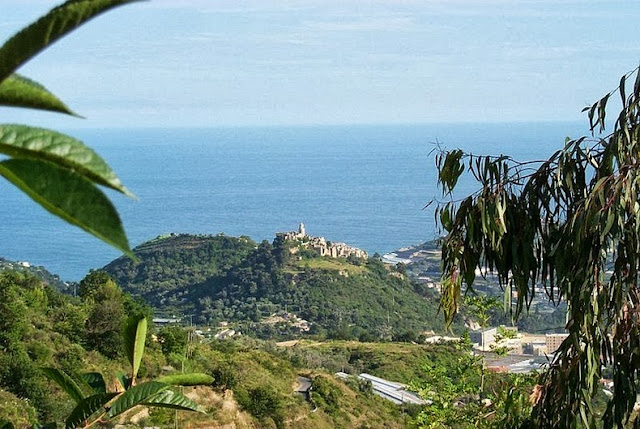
[
  {"left": 411, "top": 339, "right": 535, "bottom": 428},
  {"left": 105, "top": 233, "right": 454, "bottom": 341},
  {"left": 0, "top": 0, "right": 137, "bottom": 256},
  {"left": 310, "top": 375, "right": 342, "bottom": 416},
  {"left": 464, "top": 294, "right": 500, "bottom": 328},
  {"left": 157, "top": 325, "right": 189, "bottom": 357},
  {"left": 435, "top": 67, "right": 640, "bottom": 427},
  {"left": 82, "top": 274, "right": 127, "bottom": 358},
  {"left": 42, "top": 315, "right": 206, "bottom": 428},
  {"left": 0, "top": 257, "right": 66, "bottom": 291},
  {"left": 0, "top": 390, "right": 38, "bottom": 429},
  {"left": 235, "top": 385, "right": 285, "bottom": 427}
]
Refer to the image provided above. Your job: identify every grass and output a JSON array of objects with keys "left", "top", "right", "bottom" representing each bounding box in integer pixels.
[{"left": 290, "top": 257, "right": 366, "bottom": 275}]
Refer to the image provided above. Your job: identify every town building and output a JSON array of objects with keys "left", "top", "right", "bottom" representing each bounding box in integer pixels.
[
  {"left": 545, "top": 333, "right": 569, "bottom": 354},
  {"left": 277, "top": 223, "right": 368, "bottom": 260}
]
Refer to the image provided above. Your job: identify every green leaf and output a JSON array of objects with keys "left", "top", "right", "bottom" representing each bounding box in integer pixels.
[
  {"left": 156, "top": 373, "right": 214, "bottom": 386},
  {"left": 0, "top": 74, "right": 77, "bottom": 116},
  {"left": 105, "top": 381, "right": 170, "bottom": 419},
  {"left": 0, "top": 158, "right": 132, "bottom": 257},
  {"left": 80, "top": 372, "right": 107, "bottom": 394},
  {"left": 65, "top": 392, "right": 118, "bottom": 429},
  {"left": 123, "top": 315, "right": 148, "bottom": 383},
  {"left": 41, "top": 367, "right": 85, "bottom": 404},
  {"left": 142, "top": 389, "right": 203, "bottom": 412},
  {"left": 0, "top": 0, "right": 142, "bottom": 83},
  {"left": 0, "top": 124, "right": 132, "bottom": 196}
]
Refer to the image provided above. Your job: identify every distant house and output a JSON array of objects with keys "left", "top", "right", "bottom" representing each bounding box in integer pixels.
[
  {"left": 152, "top": 317, "right": 181, "bottom": 326},
  {"left": 470, "top": 327, "right": 497, "bottom": 351}
]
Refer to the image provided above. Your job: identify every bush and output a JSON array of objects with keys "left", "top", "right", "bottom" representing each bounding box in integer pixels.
[
  {"left": 236, "top": 385, "right": 284, "bottom": 427},
  {"left": 311, "top": 375, "right": 342, "bottom": 416}
]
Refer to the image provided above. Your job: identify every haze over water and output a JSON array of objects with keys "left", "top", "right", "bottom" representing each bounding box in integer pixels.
[{"left": 0, "top": 122, "right": 586, "bottom": 281}]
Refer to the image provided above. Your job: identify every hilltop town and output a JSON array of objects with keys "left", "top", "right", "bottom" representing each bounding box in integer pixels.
[{"left": 276, "top": 223, "right": 368, "bottom": 260}]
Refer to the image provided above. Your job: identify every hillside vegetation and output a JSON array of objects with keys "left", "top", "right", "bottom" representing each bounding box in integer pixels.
[
  {"left": 104, "top": 233, "right": 452, "bottom": 340},
  {"left": 0, "top": 270, "right": 417, "bottom": 428}
]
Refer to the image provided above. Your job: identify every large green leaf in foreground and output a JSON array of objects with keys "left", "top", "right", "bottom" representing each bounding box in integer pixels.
[
  {"left": 80, "top": 372, "right": 107, "bottom": 395},
  {"left": 0, "top": 158, "right": 132, "bottom": 257},
  {"left": 0, "top": 125, "right": 133, "bottom": 196},
  {"left": 123, "top": 314, "right": 148, "bottom": 384},
  {"left": 65, "top": 392, "right": 118, "bottom": 429},
  {"left": 105, "top": 382, "right": 170, "bottom": 418},
  {"left": 41, "top": 367, "right": 85, "bottom": 405},
  {"left": 142, "top": 389, "right": 202, "bottom": 412},
  {"left": 0, "top": 74, "right": 77, "bottom": 116},
  {"left": 0, "top": 0, "right": 142, "bottom": 83}
]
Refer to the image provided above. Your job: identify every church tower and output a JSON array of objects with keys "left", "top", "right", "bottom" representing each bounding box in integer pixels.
[{"left": 298, "top": 222, "right": 306, "bottom": 237}]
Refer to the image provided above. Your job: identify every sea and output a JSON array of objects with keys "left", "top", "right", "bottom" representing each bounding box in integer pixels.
[{"left": 0, "top": 122, "right": 589, "bottom": 282}]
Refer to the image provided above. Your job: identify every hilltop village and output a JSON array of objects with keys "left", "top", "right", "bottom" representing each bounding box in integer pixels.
[{"left": 277, "top": 223, "right": 368, "bottom": 260}]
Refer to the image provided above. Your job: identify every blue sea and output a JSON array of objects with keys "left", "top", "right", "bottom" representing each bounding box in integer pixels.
[{"left": 0, "top": 122, "right": 588, "bottom": 281}]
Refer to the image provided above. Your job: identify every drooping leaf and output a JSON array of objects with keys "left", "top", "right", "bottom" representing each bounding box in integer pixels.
[
  {"left": 123, "top": 315, "right": 147, "bottom": 383},
  {"left": 105, "top": 381, "right": 170, "bottom": 419},
  {"left": 142, "top": 389, "right": 203, "bottom": 412},
  {"left": 0, "top": 74, "right": 77, "bottom": 116},
  {"left": 156, "top": 373, "right": 214, "bottom": 386},
  {"left": 41, "top": 367, "right": 85, "bottom": 404},
  {"left": 0, "top": 124, "right": 132, "bottom": 196},
  {"left": 0, "top": 0, "right": 142, "bottom": 83},
  {"left": 80, "top": 372, "right": 107, "bottom": 394},
  {"left": 0, "top": 158, "right": 132, "bottom": 257},
  {"left": 65, "top": 392, "right": 118, "bottom": 429}
]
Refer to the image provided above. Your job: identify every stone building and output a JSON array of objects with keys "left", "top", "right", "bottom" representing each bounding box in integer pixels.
[{"left": 276, "top": 223, "right": 368, "bottom": 260}]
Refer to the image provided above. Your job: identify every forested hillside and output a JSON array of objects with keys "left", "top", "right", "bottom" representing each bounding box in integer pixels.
[
  {"left": 104, "top": 233, "right": 451, "bottom": 340},
  {"left": 0, "top": 270, "right": 426, "bottom": 428}
]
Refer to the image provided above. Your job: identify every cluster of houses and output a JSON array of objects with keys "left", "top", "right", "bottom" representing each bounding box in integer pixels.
[
  {"left": 277, "top": 223, "right": 368, "bottom": 260},
  {"left": 423, "top": 328, "right": 570, "bottom": 374},
  {"left": 262, "top": 311, "right": 311, "bottom": 332},
  {"left": 468, "top": 327, "right": 568, "bottom": 356}
]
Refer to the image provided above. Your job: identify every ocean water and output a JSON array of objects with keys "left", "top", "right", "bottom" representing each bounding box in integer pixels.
[{"left": 0, "top": 122, "right": 587, "bottom": 281}]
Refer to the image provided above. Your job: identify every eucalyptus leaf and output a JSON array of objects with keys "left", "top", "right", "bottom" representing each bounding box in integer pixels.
[{"left": 435, "top": 66, "right": 640, "bottom": 428}]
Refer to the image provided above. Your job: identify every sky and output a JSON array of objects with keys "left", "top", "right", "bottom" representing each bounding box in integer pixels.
[{"left": 1, "top": 0, "right": 640, "bottom": 128}]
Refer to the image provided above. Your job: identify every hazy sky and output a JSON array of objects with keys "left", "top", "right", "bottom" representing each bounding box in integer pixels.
[{"left": 1, "top": 0, "right": 639, "bottom": 128}]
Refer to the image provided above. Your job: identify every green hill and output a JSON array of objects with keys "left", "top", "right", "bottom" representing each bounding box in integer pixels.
[
  {"left": 104, "top": 233, "right": 451, "bottom": 340},
  {"left": 0, "top": 257, "right": 66, "bottom": 291}
]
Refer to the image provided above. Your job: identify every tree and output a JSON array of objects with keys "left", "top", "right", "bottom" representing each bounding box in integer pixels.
[
  {"left": 157, "top": 325, "right": 189, "bottom": 357},
  {"left": 0, "top": 0, "right": 137, "bottom": 257},
  {"left": 435, "top": 66, "right": 640, "bottom": 428},
  {"left": 78, "top": 269, "right": 116, "bottom": 300}
]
